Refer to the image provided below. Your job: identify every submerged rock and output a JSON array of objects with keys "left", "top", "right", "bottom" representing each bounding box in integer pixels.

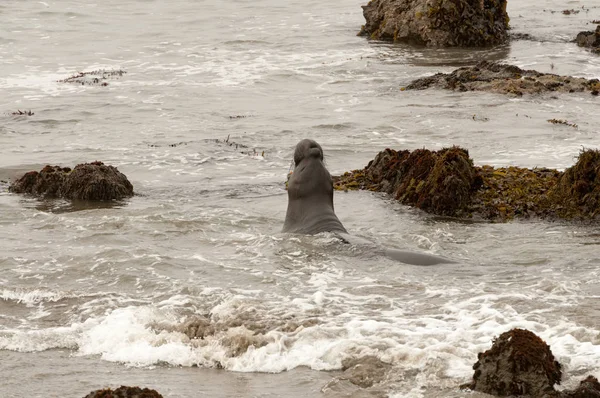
[
  {"left": 58, "top": 69, "right": 126, "bottom": 86},
  {"left": 333, "top": 147, "right": 600, "bottom": 222},
  {"left": 576, "top": 25, "right": 600, "bottom": 54},
  {"left": 403, "top": 61, "right": 600, "bottom": 96},
  {"left": 358, "top": 0, "right": 509, "bottom": 47},
  {"left": 9, "top": 161, "right": 133, "bottom": 201},
  {"left": 83, "top": 386, "right": 163, "bottom": 398},
  {"left": 11, "top": 109, "right": 34, "bottom": 116},
  {"left": 341, "top": 355, "right": 392, "bottom": 388}
]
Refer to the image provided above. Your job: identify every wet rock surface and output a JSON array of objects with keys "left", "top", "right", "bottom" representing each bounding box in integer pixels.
[
  {"left": 466, "top": 329, "right": 600, "bottom": 397},
  {"left": 403, "top": 61, "right": 600, "bottom": 96},
  {"left": 9, "top": 161, "right": 133, "bottom": 201},
  {"left": 83, "top": 386, "right": 163, "bottom": 398},
  {"left": 341, "top": 355, "right": 392, "bottom": 388},
  {"left": 563, "top": 376, "right": 600, "bottom": 397},
  {"left": 334, "top": 146, "right": 479, "bottom": 217},
  {"left": 576, "top": 25, "right": 600, "bottom": 54},
  {"left": 358, "top": 0, "right": 509, "bottom": 47},
  {"left": 468, "top": 328, "right": 562, "bottom": 396},
  {"left": 334, "top": 147, "right": 600, "bottom": 222}
]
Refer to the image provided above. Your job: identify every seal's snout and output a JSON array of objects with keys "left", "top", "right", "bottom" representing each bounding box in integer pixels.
[
  {"left": 294, "top": 138, "right": 324, "bottom": 166},
  {"left": 308, "top": 146, "right": 322, "bottom": 158}
]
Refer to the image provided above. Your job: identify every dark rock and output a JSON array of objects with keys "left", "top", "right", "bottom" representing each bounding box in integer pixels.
[
  {"left": 548, "top": 149, "right": 600, "bottom": 220},
  {"left": 335, "top": 146, "right": 480, "bottom": 217},
  {"left": 358, "top": 0, "right": 509, "bottom": 47},
  {"left": 403, "top": 61, "right": 600, "bottom": 95},
  {"left": 83, "top": 386, "right": 163, "bottom": 398},
  {"left": 468, "top": 328, "right": 562, "bottom": 397},
  {"left": 8, "top": 165, "right": 70, "bottom": 198},
  {"left": 563, "top": 375, "right": 600, "bottom": 397},
  {"left": 333, "top": 147, "right": 600, "bottom": 222},
  {"left": 9, "top": 162, "right": 133, "bottom": 201},
  {"left": 61, "top": 161, "right": 134, "bottom": 201},
  {"left": 576, "top": 25, "right": 600, "bottom": 54}
]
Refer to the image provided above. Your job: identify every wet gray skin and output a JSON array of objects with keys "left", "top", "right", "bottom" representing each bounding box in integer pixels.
[{"left": 283, "top": 139, "right": 454, "bottom": 265}]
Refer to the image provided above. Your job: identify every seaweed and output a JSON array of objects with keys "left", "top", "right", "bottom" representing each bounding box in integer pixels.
[{"left": 333, "top": 147, "right": 600, "bottom": 222}]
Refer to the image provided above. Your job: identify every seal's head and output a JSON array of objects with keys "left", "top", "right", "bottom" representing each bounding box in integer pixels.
[{"left": 283, "top": 139, "right": 347, "bottom": 234}]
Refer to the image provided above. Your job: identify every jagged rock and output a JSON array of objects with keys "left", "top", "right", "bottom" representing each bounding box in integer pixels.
[
  {"left": 83, "top": 386, "right": 163, "bottom": 398},
  {"left": 468, "top": 329, "right": 562, "bottom": 397},
  {"left": 576, "top": 25, "right": 600, "bottom": 54},
  {"left": 358, "top": 0, "right": 509, "bottom": 47},
  {"left": 9, "top": 161, "right": 133, "bottom": 201},
  {"left": 403, "top": 61, "right": 600, "bottom": 96},
  {"left": 333, "top": 147, "right": 600, "bottom": 222}
]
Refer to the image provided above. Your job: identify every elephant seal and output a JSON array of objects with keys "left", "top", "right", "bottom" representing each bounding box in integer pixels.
[{"left": 283, "top": 139, "right": 454, "bottom": 266}]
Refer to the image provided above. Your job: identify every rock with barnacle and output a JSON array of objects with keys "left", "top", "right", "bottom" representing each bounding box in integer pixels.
[{"left": 9, "top": 161, "right": 133, "bottom": 201}]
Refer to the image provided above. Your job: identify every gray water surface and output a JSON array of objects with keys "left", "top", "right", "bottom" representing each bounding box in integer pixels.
[{"left": 1, "top": 1, "right": 600, "bottom": 397}]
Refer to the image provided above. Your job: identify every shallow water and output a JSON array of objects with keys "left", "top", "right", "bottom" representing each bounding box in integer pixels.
[{"left": 1, "top": 0, "right": 600, "bottom": 397}]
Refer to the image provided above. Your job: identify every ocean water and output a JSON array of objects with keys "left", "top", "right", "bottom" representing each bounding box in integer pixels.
[{"left": 1, "top": 0, "right": 600, "bottom": 397}]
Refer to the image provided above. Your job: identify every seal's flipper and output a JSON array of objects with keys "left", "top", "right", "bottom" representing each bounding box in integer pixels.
[{"left": 384, "top": 248, "right": 456, "bottom": 265}]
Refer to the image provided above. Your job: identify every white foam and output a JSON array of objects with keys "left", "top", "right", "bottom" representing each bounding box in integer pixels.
[{"left": 0, "top": 288, "right": 67, "bottom": 307}]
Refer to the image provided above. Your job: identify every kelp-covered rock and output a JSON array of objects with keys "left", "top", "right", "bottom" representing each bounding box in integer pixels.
[
  {"left": 336, "top": 147, "right": 479, "bottom": 217},
  {"left": 404, "top": 61, "right": 600, "bottom": 96},
  {"left": 470, "top": 165, "right": 560, "bottom": 220},
  {"left": 9, "top": 165, "right": 71, "bottom": 198},
  {"left": 468, "top": 328, "right": 562, "bottom": 397},
  {"left": 466, "top": 330, "right": 600, "bottom": 397},
  {"left": 549, "top": 149, "right": 600, "bottom": 219},
  {"left": 60, "top": 161, "right": 134, "bottom": 201},
  {"left": 576, "top": 25, "right": 600, "bottom": 54},
  {"left": 9, "top": 161, "right": 133, "bottom": 201},
  {"left": 563, "top": 375, "right": 600, "bottom": 397},
  {"left": 334, "top": 147, "right": 600, "bottom": 222},
  {"left": 358, "top": 0, "right": 509, "bottom": 47},
  {"left": 83, "top": 386, "right": 163, "bottom": 398}
]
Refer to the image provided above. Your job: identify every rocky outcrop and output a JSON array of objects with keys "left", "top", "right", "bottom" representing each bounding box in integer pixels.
[
  {"left": 358, "top": 0, "right": 509, "bottom": 47},
  {"left": 403, "top": 61, "right": 600, "bottom": 96},
  {"left": 576, "top": 25, "right": 600, "bottom": 54},
  {"left": 9, "top": 161, "right": 133, "bottom": 201},
  {"left": 465, "top": 329, "right": 600, "bottom": 397},
  {"left": 83, "top": 386, "right": 163, "bottom": 398},
  {"left": 334, "top": 146, "right": 479, "bottom": 217},
  {"left": 333, "top": 147, "right": 600, "bottom": 222},
  {"left": 468, "top": 329, "right": 562, "bottom": 396}
]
